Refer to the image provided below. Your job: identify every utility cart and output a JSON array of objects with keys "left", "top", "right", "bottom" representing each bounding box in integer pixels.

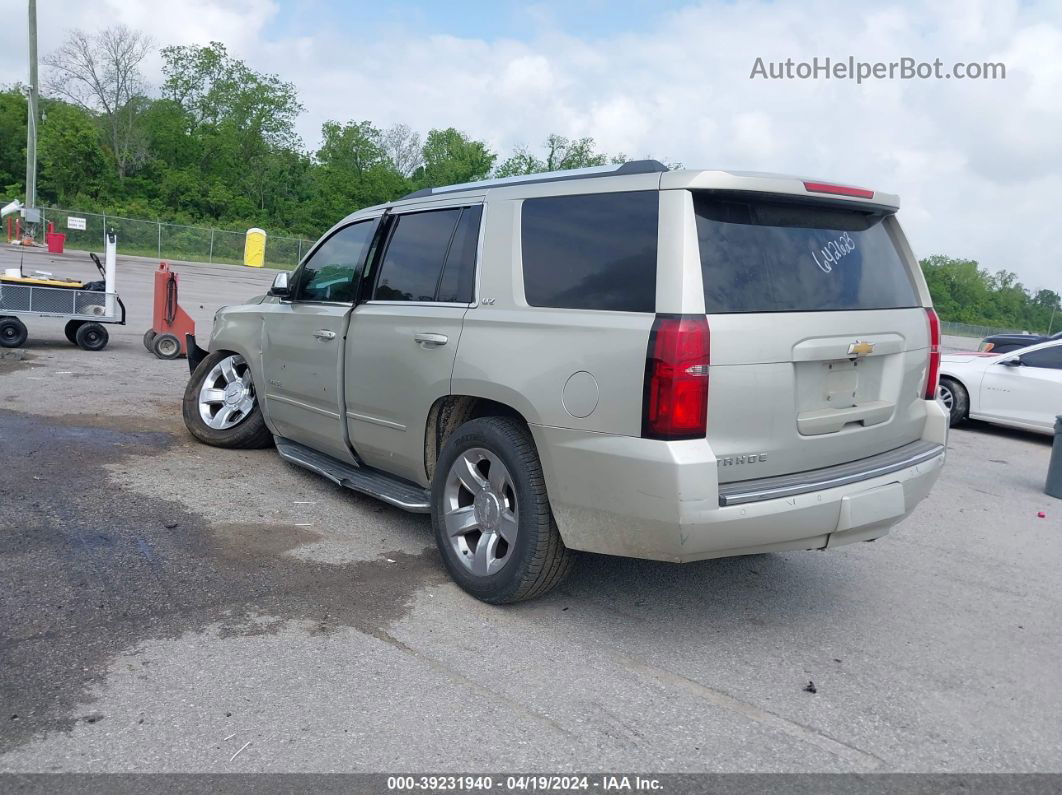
[{"left": 0, "top": 230, "right": 126, "bottom": 350}]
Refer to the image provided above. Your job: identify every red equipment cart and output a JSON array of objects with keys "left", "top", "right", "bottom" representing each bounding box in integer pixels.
[{"left": 144, "top": 262, "right": 195, "bottom": 359}]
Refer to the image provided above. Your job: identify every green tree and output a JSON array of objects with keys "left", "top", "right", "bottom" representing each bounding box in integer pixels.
[
  {"left": 311, "top": 120, "right": 409, "bottom": 222},
  {"left": 139, "top": 99, "right": 199, "bottom": 170},
  {"left": 496, "top": 134, "right": 610, "bottom": 177},
  {"left": 414, "top": 128, "right": 496, "bottom": 188},
  {"left": 920, "top": 255, "right": 1057, "bottom": 333},
  {"left": 1033, "top": 289, "right": 1061, "bottom": 312},
  {"left": 0, "top": 87, "right": 27, "bottom": 196},
  {"left": 161, "top": 42, "right": 302, "bottom": 150},
  {"left": 43, "top": 26, "right": 153, "bottom": 179},
  {"left": 160, "top": 42, "right": 304, "bottom": 216},
  {"left": 317, "top": 121, "right": 389, "bottom": 173},
  {"left": 37, "top": 101, "right": 110, "bottom": 204}
]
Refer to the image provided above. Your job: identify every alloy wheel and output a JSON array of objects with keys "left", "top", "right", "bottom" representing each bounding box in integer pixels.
[
  {"left": 938, "top": 382, "right": 954, "bottom": 411},
  {"left": 198, "top": 354, "right": 256, "bottom": 430},
  {"left": 442, "top": 448, "right": 519, "bottom": 577}
]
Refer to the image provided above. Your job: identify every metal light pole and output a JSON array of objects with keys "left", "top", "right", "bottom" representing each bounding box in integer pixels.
[{"left": 25, "top": 0, "right": 39, "bottom": 211}]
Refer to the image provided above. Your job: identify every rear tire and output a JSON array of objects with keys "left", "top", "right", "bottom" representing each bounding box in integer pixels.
[
  {"left": 182, "top": 350, "right": 273, "bottom": 449},
  {"left": 74, "top": 322, "right": 108, "bottom": 351},
  {"left": 64, "top": 320, "right": 85, "bottom": 345},
  {"left": 431, "top": 416, "right": 575, "bottom": 604},
  {"left": 0, "top": 317, "right": 28, "bottom": 348},
  {"left": 939, "top": 377, "right": 968, "bottom": 426}
]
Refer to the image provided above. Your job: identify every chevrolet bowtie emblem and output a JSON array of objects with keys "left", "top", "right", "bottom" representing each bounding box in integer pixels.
[{"left": 848, "top": 340, "right": 875, "bottom": 356}]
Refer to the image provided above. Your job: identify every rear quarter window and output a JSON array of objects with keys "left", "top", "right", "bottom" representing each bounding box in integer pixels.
[
  {"left": 374, "top": 208, "right": 462, "bottom": 302},
  {"left": 521, "top": 191, "right": 658, "bottom": 312},
  {"left": 694, "top": 193, "right": 919, "bottom": 313}
]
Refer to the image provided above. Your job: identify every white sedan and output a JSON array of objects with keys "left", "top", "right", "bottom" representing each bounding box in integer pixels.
[{"left": 938, "top": 339, "right": 1062, "bottom": 434}]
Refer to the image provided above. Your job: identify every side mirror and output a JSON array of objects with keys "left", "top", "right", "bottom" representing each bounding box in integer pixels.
[
  {"left": 1000, "top": 356, "right": 1023, "bottom": 367},
  {"left": 269, "top": 271, "right": 292, "bottom": 298}
]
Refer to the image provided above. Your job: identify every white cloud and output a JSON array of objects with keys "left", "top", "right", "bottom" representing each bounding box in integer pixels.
[{"left": 2, "top": 0, "right": 1059, "bottom": 290}]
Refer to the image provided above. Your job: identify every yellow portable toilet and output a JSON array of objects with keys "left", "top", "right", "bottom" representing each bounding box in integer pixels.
[{"left": 243, "top": 228, "right": 267, "bottom": 267}]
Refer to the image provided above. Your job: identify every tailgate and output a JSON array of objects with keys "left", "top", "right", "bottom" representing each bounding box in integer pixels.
[
  {"left": 709, "top": 308, "right": 930, "bottom": 482},
  {"left": 690, "top": 191, "right": 931, "bottom": 482}
]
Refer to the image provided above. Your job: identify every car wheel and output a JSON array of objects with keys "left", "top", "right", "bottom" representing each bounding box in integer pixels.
[
  {"left": 152, "top": 333, "right": 182, "bottom": 360},
  {"left": 939, "top": 377, "right": 968, "bottom": 426},
  {"left": 182, "top": 350, "right": 273, "bottom": 449},
  {"left": 432, "top": 416, "right": 575, "bottom": 604},
  {"left": 65, "top": 320, "right": 85, "bottom": 345},
  {"left": 74, "top": 322, "right": 108, "bottom": 351},
  {"left": 0, "top": 316, "right": 28, "bottom": 348}
]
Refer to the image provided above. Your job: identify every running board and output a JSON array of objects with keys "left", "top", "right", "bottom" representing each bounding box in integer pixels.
[{"left": 274, "top": 437, "right": 431, "bottom": 513}]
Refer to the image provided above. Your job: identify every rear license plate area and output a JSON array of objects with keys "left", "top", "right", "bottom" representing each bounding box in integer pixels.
[{"left": 835, "top": 482, "right": 905, "bottom": 531}]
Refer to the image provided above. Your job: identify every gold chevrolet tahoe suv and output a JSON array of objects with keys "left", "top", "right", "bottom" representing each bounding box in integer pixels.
[{"left": 182, "top": 161, "right": 948, "bottom": 603}]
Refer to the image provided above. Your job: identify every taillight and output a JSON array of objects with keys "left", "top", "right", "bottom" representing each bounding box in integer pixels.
[
  {"left": 642, "top": 314, "right": 710, "bottom": 440},
  {"left": 924, "top": 308, "right": 941, "bottom": 400}
]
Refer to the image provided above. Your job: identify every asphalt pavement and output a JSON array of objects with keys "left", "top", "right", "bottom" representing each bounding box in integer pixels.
[{"left": 0, "top": 245, "right": 1059, "bottom": 773}]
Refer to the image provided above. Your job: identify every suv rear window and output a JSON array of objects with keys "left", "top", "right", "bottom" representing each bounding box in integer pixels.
[
  {"left": 521, "top": 191, "right": 658, "bottom": 313},
  {"left": 693, "top": 194, "right": 919, "bottom": 313}
]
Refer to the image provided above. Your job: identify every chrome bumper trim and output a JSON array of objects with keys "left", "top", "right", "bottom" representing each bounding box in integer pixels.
[{"left": 717, "top": 440, "right": 945, "bottom": 506}]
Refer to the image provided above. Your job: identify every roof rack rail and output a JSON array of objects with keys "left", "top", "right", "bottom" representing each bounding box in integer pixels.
[{"left": 400, "top": 159, "right": 669, "bottom": 200}]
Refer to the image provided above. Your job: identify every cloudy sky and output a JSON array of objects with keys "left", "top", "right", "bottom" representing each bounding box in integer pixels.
[{"left": 2, "top": 0, "right": 1059, "bottom": 291}]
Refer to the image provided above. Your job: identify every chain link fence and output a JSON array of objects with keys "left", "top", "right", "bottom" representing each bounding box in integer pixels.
[
  {"left": 37, "top": 207, "right": 312, "bottom": 270},
  {"left": 939, "top": 320, "right": 1026, "bottom": 339}
]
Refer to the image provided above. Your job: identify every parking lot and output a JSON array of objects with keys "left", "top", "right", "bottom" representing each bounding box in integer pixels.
[{"left": 1, "top": 246, "right": 1060, "bottom": 773}]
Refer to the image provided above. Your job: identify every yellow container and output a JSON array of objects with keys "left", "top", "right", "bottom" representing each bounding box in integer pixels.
[{"left": 243, "top": 227, "right": 267, "bottom": 267}]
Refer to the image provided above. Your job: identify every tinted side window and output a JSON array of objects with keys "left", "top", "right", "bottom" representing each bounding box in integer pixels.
[
  {"left": 1020, "top": 345, "right": 1062, "bottom": 370},
  {"left": 436, "top": 206, "right": 482, "bottom": 303},
  {"left": 521, "top": 191, "right": 658, "bottom": 312},
  {"left": 374, "top": 209, "right": 461, "bottom": 302},
  {"left": 296, "top": 220, "right": 377, "bottom": 303}
]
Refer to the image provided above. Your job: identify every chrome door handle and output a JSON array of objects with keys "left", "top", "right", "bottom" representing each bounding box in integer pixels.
[
  {"left": 313, "top": 329, "right": 336, "bottom": 341},
  {"left": 414, "top": 332, "right": 448, "bottom": 347}
]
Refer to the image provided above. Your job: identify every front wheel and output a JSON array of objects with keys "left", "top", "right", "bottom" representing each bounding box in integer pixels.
[
  {"left": 431, "top": 417, "right": 575, "bottom": 604},
  {"left": 182, "top": 350, "right": 273, "bottom": 449},
  {"left": 938, "top": 377, "right": 968, "bottom": 426}
]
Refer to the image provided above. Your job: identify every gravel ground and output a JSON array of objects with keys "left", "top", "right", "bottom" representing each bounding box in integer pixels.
[{"left": 1, "top": 245, "right": 1059, "bottom": 773}]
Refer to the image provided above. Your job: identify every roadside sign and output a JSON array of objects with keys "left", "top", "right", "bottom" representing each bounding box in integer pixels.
[{"left": 67, "top": 216, "right": 87, "bottom": 231}]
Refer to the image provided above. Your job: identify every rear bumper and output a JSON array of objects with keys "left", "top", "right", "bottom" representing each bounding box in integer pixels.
[
  {"left": 717, "top": 440, "right": 942, "bottom": 506},
  {"left": 530, "top": 400, "right": 947, "bottom": 562}
]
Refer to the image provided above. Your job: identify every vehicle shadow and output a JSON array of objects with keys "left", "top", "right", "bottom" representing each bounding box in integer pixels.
[
  {"left": 12, "top": 333, "right": 136, "bottom": 352},
  {"left": 554, "top": 545, "right": 856, "bottom": 629},
  {"left": 345, "top": 483, "right": 851, "bottom": 627},
  {"left": 951, "top": 419, "right": 1052, "bottom": 447}
]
